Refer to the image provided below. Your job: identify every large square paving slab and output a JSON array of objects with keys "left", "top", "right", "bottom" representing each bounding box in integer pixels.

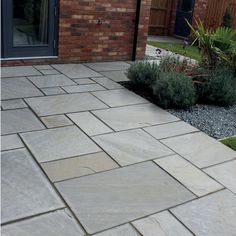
[
  {"left": 1, "top": 66, "right": 41, "bottom": 78},
  {"left": 20, "top": 126, "right": 101, "bottom": 163},
  {"left": 25, "top": 93, "right": 108, "bottom": 116},
  {"left": 93, "top": 129, "right": 173, "bottom": 166},
  {"left": 1, "top": 77, "right": 43, "bottom": 100},
  {"left": 161, "top": 132, "right": 236, "bottom": 168},
  {"left": 55, "top": 162, "right": 195, "bottom": 234},
  {"left": 2, "top": 209, "right": 84, "bottom": 236},
  {"left": 84, "top": 61, "right": 130, "bottom": 72},
  {"left": 92, "top": 104, "right": 179, "bottom": 131},
  {"left": 101, "top": 70, "right": 129, "bottom": 82},
  {"left": 2, "top": 108, "right": 45, "bottom": 135},
  {"left": 171, "top": 190, "right": 236, "bottom": 236},
  {"left": 1, "top": 149, "right": 64, "bottom": 224}
]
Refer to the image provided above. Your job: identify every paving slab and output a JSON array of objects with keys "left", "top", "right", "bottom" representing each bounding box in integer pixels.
[
  {"left": 73, "top": 78, "right": 96, "bottom": 85},
  {"left": 40, "top": 69, "right": 61, "bottom": 75},
  {"left": 62, "top": 84, "right": 105, "bottom": 93},
  {"left": 68, "top": 111, "right": 113, "bottom": 136},
  {"left": 132, "top": 211, "right": 192, "bottom": 236},
  {"left": 101, "top": 70, "right": 129, "bottom": 82},
  {"left": 1, "top": 134, "right": 24, "bottom": 151},
  {"left": 85, "top": 61, "right": 130, "bottom": 72},
  {"left": 25, "top": 93, "right": 108, "bottom": 116},
  {"left": 41, "top": 87, "right": 66, "bottom": 95},
  {"left": 1, "top": 66, "right": 41, "bottom": 78},
  {"left": 92, "top": 77, "right": 123, "bottom": 89},
  {"left": 1, "top": 209, "right": 84, "bottom": 236},
  {"left": 171, "top": 190, "right": 236, "bottom": 236},
  {"left": 41, "top": 152, "right": 119, "bottom": 182},
  {"left": 40, "top": 115, "right": 73, "bottom": 128},
  {"left": 20, "top": 126, "right": 101, "bottom": 163},
  {"left": 92, "top": 89, "right": 147, "bottom": 107},
  {"left": 1, "top": 77, "right": 43, "bottom": 100},
  {"left": 144, "top": 121, "right": 198, "bottom": 139},
  {"left": 55, "top": 162, "right": 195, "bottom": 234},
  {"left": 93, "top": 129, "right": 173, "bottom": 166},
  {"left": 52, "top": 64, "right": 101, "bottom": 78},
  {"left": 2, "top": 108, "right": 45, "bottom": 135},
  {"left": 161, "top": 133, "right": 236, "bottom": 168},
  {"left": 1, "top": 149, "right": 64, "bottom": 224},
  {"left": 92, "top": 104, "right": 179, "bottom": 131},
  {"left": 1, "top": 99, "right": 27, "bottom": 110},
  {"left": 28, "top": 74, "right": 76, "bottom": 88},
  {"left": 34, "top": 65, "right": 53, "bottom": 70},
  {"left": 154, "top": 155, "right": 223, "bottom": 196},
  {"left": 205, "top": 160, "right": 236, "bottom": 194}
]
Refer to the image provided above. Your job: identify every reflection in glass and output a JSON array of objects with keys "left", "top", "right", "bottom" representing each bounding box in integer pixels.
[{"left": 13, "top": 0, "right": 49, "bottom": 46}]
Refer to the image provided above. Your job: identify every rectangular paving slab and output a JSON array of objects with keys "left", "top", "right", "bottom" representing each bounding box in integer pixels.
[
  {"left": 62, "top": 84, "right": 105, "bottom": 93},
  {"left": 91, "top": 77, "right": 123, "bottom": 89},
  {"left": 40, "top": 115, "right": 73, "bottom": 128},
  {"left": 1, "top": 149, "right": 64, "bottom": 224},
  {"left": 25, "top": 93, "right": 108, "bottom": 116},
  {"left": 101, "top": 71, "right": 129, "bottom": 82},
  {"left": 1, "top": 134, "right": 24, "bottom": 151},
  {"left": 1, "top": 99, "right": 27, "bottom": 110},
  {"left": 92, "top": 104, "right": 179, "bottom": 131},
  {"left": 55, "top": 162, "right": 195, "bottom": 234},
  {"left": 41, "top": 87, "right": 66, "bottom": 95},
  {"left": 84, "top": 61, "right": 130, "bottom": 72},
  {"left": 171, "top": 190, "right": 236, "bottom": 236},
  {"left": 20, "top": 126, "right": 101, "bottom": 163},
  {"left": 2, "top": 108, "right": 45, "bottom": 135},
  {"left": 1, "top": 66, "right": 41, "bottom": 78}
]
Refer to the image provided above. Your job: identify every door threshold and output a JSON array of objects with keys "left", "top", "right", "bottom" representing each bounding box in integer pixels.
[{"left": 1, "top": 56, "right": 58, "bottom": 61}]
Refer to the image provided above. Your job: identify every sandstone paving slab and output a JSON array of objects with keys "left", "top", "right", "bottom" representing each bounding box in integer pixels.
[
  {"left": 1, "top": 209, "right": 84, "bottom": 236},
  {"left": 55, "top": 162, "right": 195, "bottom": 234},
  {"left": 40, "top": 115, "right": 73, "bottom": 128},
  {"left": 20, "top": 126, "right": 101, "bottom": 163},
  {"left": 1, "top": 149, "right": 64, "bottom": 224},
  {"left": 171, "top": 190, "right": 236, "bottom": 236},
  {"left": 40, "top": 69, "right": 61, "bottom": 75},
  {"left": 1, "top": 77, "right": 43, "bottom": 100},
  {"left": 1, "top": 99, "right": 27, "bottom": 110},
  {"left": 1, "top": 66, "right": 41, "bottom": 78},
  {"left": 101, "top": 70, "right": 129, "bottom": 82},
  {"left": 41, "top": 87, "right": 66, "bottom": 95},
  {"left": 85, "top": 61, "right": 130, "bottom": 72},
  {"left": 52, "top": 64, "right": 101, "bottom": 78},
  {"left": 205, "top": 160, "right": 236, "bottom": 194},
  {"left": 132, "top": 211, "right": 193, "bottom": 236},
  {"left": 161, "top": 133, "right": 236, "bottom": 168},
  {"left": 144, "top": 121, "right": 199, "bottom": 140},
  {"left": 92, "top": 104, "right": 179, "bottom": 131},
  {"left": 73, "top": 78, "right": 96, "bottom": 85},
  {"left": 2, "top": 108, "right": 45, "bottom": 135},
  {"left": 92, "top": 89, "right": 147, "bottom": 107},
  {"left": 34, "top": 65, "right": 53, "bottom": 70},
  {"left": 25, "top": 93, "right": 108, "bottom": 116},
  {"left": 92, "top": 77, "right": 123, "bottom": 89},
  {"left": 1, "top": 134, "right": 24, "bottom": 151},
  {"left": 41, "top": 152, "right": 119, "bottom": 182},
  {"left": 68, "top": 111, "right": 113, "bottom": 136},
  {"left": 154, "top": 155, "right": 223, "bottom": 197},
  {"left": 62, "top": 84, "right": 105, "bottom": 93},
  {"left": 93, "top": 129, "right": 173, "bottom": 166},
  {"left": 28, "top": 74, "right": 76, "bottom": 88}
]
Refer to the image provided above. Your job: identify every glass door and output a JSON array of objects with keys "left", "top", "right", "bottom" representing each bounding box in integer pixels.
[{"left": 1, "top": 0, "right": 57, "bottom": 58}]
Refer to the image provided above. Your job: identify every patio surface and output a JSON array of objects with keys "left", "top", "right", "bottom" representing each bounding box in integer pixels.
[{"left": 1, "top": 62, "right": 236, "bottom": 235}]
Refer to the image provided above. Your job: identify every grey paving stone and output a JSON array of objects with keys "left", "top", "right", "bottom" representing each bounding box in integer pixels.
[
  {"left": 20, "top": 126, "right": 101, "bottom": 163},
  {"left": 1, "top": 77, "right": 43, "bottom": 100},
  {"left": 1, "top": 149, "right": 64, "bottom": 224},
  {"left": 68, "top": 112, "right": 113, "bottom": 136},
  {"left": 93, "top": 129, "right": 173, "bottom": 166},
  {"left": 2, "top": 109, "right": 45, "bottom": 135},
  {"left": 101, "top": 70, "right": 129, "bottom": 82},
  {"left": 132, "top": 211, "right": 193, "bottom": 236},
  {"left": 62, "top": 84, "right": 105, "bottom": 93},
  {"left": 85, "top": 61, "right": 130, "bottom": 72},
  {"left": 41, "top": 87, "right": 66, "bottom": 95},
  {"left": 94, "top": 224, "right": 140, "bottom": 236},
  {"left": 55, "top": 162, "right": 195, "bottom": 234},
  {"left": 41, "top": 152, "right": 119, "bottom": 182},
  {"left": 52, "top": 64, "right": 101, "bottom": 78},
  {"left": 1, "top": 134, "right": 24, "bottom": 151},
  {"left": 154, "top": 155, "right": 223, "bottom": 197},
  {"left": 40, "top": 69, "right": 60, "bottom": 75},
  {"left": 92, "top": 89, "right": 148, "bottom": 107},
  {"left": 1, "top": 209, "right": 84, "bottom": 236},
  {"left": 28, "top": 74, "right": 76, "bottom": 88},
  {"left": 205, "top": 160, "right": 236, "bottom": 194},
  {"left": 73, "top": 78, "right": 96, "bottom": 85},
  {"left": 1, "top": 99, "right": 27, "bottom": 110},
  {"left": 161, "top": 133, "right": 236, "bottom": 168},
  {"left": 40, "top": 115, "right": 73, "bottom": 128},
  {"left": 92, "top": 77, "right": 123, "bottom": 89},
  {"left": 34, "top": 65, "right": 53, "bottom": 70},
  {"left": 92, "top": 104, "right": 179, "bottom": 131},
  {"left": 144, "top": 121, "right": 198, "bottom": 140},
  {"left": 1, "top": 66, "right": 41, "bottom": 78},
  {"left": 25, "top": 93, "right": 108, "bottom": 116},
  {"left": 171, "top": 190, "right": 236, "bottom": 236}
]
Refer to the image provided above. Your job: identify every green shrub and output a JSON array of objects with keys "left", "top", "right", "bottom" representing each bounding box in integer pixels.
[{"left": 152, "top": 72, "right": 196, "bottom": 109}]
